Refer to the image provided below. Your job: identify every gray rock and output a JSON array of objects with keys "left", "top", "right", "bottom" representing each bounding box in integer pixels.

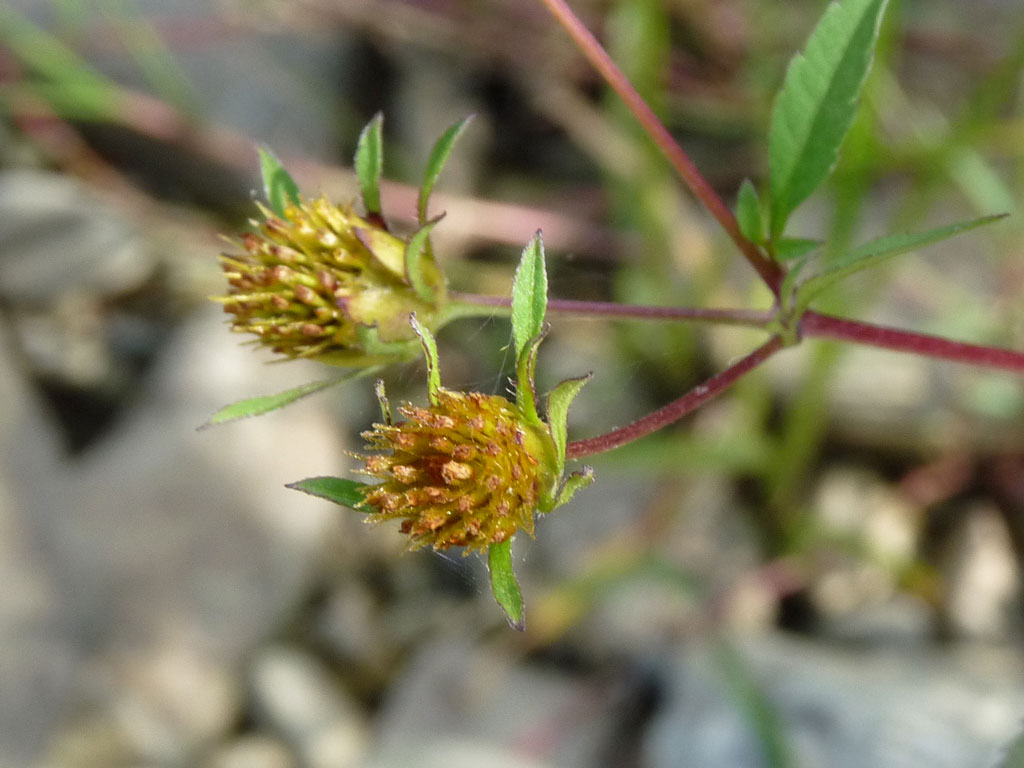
[
  {"left": 645, "top": 634, "right": 1024, "bottom": 768},
  {"left": 249, "top": 645, "right": 369, "bottom": 768},
  {"left": 366, "top": 638, "right": 616, "bottom": 768}
]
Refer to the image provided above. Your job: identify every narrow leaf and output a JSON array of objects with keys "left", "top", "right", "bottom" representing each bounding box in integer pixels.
[
  {"left": 515, "top": 329, "right": 548, "bottom": 427},
  {"left": 546, "top": 374, "right": 592, "bottom": 474},
  {"left": 258, "top": 146, "right": 301, "bottom": 217},
  {"left": 511, "top": 232, "right": 548, "bottom": 359},
  {"left": 488, "top": 540, "right": 525, "bottom": 631},
  {"left": 773, "top": 237, "right": 822, "bottom": 262},
  {"left": 736, "top": 179, "right": 764, "bottom": 244},
  {"left": 201, "top": 377, "right": 345, "bottom": 428},
  {"left": 409, "top": 314, "right": 442, "bottom": 404},
  {"left": 796, "top": 213, "right": 1007, "bottom": 312},
  {"left": 553, "top": 467, "right": 595, "bottom": 510},
  {"left": 769, "top": 0, "right": 889, "bottom": 237},
  {"left": 418, "top": 115, "right": 474, "bottom": 225},
  {"left": 355, "top": 112, "right": 384, "bottom": 216},
  {"left": 404, "top": 216, "right": 443, "bottom": 303},
  {"left": 374, "top": 379, "right": 392, "bottom": 425},
  {"left": 287, "top": 476, "right": 368, "bottom": 509}
]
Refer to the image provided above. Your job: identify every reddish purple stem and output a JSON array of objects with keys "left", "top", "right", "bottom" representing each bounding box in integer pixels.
[
  {"left": 536, "top": 0, "right": 784, "bottom": 296},
  {"left": 451, "top": 291, "right": 771, "bottom": 327},
  {"left": 565, "top": 336, "right": 785, "bottom": 459},
  {"left": 802, "top": 312, "right": 1024, "bottom": 373}
]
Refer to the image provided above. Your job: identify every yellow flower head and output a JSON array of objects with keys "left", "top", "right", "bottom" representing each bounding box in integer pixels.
[
  {"left": 215, "top": 196, "right": 444, "bottom": 365},
  {"left": 358, "top": 389, "right": 558, "bottom": 553}
]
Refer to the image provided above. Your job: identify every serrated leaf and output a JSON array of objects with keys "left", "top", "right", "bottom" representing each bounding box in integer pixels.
[
  {"left": 796, "top": 213, "right": 1007, "bottom": 312},
  {"left": 546, "top": 374, "right": 592, "bottom": 474},
  {"left": 418, "top": 115, "right": 473, "bottom": 225},
  {"left": 258, "top": 146, "right": 301, "bottom": 217},
  {"left": 511, "top": 232, "right": 547, "bottom": 359},
  {"left": 355, "top": 112, "right": 384, "bottom": 216},
  {"left": 201, "top": 377, "right": 346, "bottom": 428},
  {"left": 409, "top": 314, "right": 441, "bottom": 404},
  {"left": 773, "top": 237, "right": 823, "bottom": 262},
  {"left": 736, "top": 179, "right": 764, "bottom": 244},
  {"left": 769, "top": 0, "right": 889, "bottom": 238},
  {"left": 404, "top": 216, "right": 443, "bottom": 303},
  {"left": 553, "top": 467, "right": 595, "bottom": 509},
  {"left": 286, "top": 476, "right": 368, "bottom": 509},
  {"left": 488, "top": 540, "right": 525, "bottom": 631}
]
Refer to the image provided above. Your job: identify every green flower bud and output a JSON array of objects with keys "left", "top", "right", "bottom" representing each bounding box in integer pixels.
[
  {"left": 357, "top": 389, "right": 560, "bottom": 553},
  {"left": 214, "top": 196, "right": 445, "bottom": 365}
]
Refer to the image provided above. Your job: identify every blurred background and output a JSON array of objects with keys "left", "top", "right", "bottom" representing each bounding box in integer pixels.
[{"left": 1, "top": 0, "right": 1023, "bottom": 766}]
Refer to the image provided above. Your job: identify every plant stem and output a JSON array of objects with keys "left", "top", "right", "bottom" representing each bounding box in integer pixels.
[
  {"left": 536, "top": 0, "right": 784, "bottom": 296},
  {"left": 566, "top": 336, "right": 785, "bottom": 459},
  {"left": 802, "top": 312, "right": 1024, "bottom": 374},
  {"left": 448, "top": 291, "right": 772, "bottom": 328}
]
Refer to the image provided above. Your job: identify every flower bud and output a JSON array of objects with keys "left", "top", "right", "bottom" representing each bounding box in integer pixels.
[
  {"left": 358, "top": 389, "right": 559, "bottom": 553},
  {"left": 214, "top": 196, "right": 445, "bottom": 365}
]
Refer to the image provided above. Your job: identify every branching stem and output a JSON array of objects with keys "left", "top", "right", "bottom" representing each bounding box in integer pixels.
[
  {"left": 566, "top": 336, "right": 785, "bottom": 459},
  {"left": 536, "top": 0, "right": 784, "bottom": 296}
]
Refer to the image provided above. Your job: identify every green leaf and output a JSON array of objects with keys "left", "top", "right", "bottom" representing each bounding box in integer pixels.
[
  {"left": 409, "top": 314, "right": 442, "bottom": 404},
  {"left": 488, "top": 540, "right": 525, "bottom": 631},
  {"left": 201, "top": 377, "right": 347, "bottom": 428},
  {"left": 374, "top": 379, "right": 392, "bottom": 424},
  {"left": 511, "top": 232, "right": 548, "bottom": 360},
  {"left": 418, "top": 115, "right": 473, "bottom": 225},
  {"left": 736, "top": 179, "right": 764, "bottom": 244},
  {"left": 515, "top": 329, "right": 547, "bottom": 426},
  {"left": 0, "top": 6, "right": 109, "bottom": 88},
  {"left": 353, "top": 325, "right": 417, "bottom": 361},
  {"left": 286, "top": 476, "right": 368, "bottom": 509},
  {"left": 404, "top": 216, "right": 443, "bottom": 303},
  {"left": 796, "top": 213, "right": 1007, "bottom": 312},
  {"left": 773, "top": 237, "right": 822, "bottom": 262},
  {"left": 355, "top": 112, "right": 384, "bottom": 216},
  {"left": 713, "top": 639, "right": 793, "bottom": 768},
  {"left": 546, "top": 374, "right": 592, "bottom": 474},
  {"left": 768, "top": 0, "right": 890, "bottom": 238},
  {"left": 258, "top": 146, "right": 301, "bottom": 217},
  {"left": 553, "top": 467, "right": 595, "bottom": 510}
]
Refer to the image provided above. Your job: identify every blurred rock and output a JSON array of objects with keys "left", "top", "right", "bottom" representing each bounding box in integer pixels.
[
  {"left": 208, "top": 734, "right": 297, "bottom": 768},
  {"left": 940, "top": 503, "right": 1020, "bottom": 640},
  {"left": 808, "top": 467, "right": 918, "bottom": 620},
  {"left": 366, "top": 638, "right": 617, "bottom": 768},
  {"left": 102, "top": 644, "right": 241, "bottom": 764},
  {"left": 0, "top": 302, "right": 354, "bottom": 765},
  {"left": 0, "top": 171, "right": 153, "bottom": 302},
  {"left": 249, "top": 645, "right": 368, "bottom": 768},
  {"left": 645, "top": 634, "right": 1024, "bottom": 768}
]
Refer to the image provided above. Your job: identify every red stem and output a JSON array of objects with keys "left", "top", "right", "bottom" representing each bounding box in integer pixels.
[
  {"left": 802, "top": 312, "right": 1024, "bottom": 373},
  {"left": 451, "top": 291, "right": 771, "bottom": 327},
  {"left": 536, "top": 0, "right": 784, "bottom": 296},
  {"left": 566, "top": 336, "right": 785, "bottom": 459}
]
